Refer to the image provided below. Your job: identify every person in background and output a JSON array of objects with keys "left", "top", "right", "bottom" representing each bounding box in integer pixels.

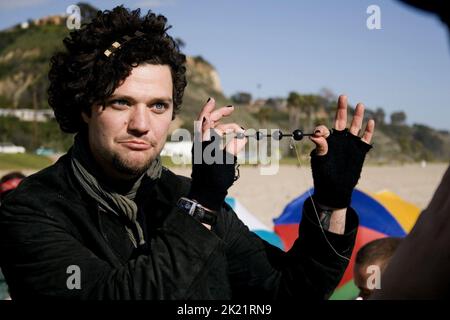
[
  {"left": 353, "top": 237, "right": 402, "bottom": 299},
  {"left": 0, "top": 171, "right": 25, "bottom": 203},
  {"left": 371, "top": 0, "right": 450, "bottom": 299},
  {"left": 0, "top": 171, "right": 25, "bottom": 300}
]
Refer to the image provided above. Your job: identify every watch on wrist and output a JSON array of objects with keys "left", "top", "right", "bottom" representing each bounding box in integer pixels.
[{"left": 177, "top": 197, "right": 217, "bottom": 226}]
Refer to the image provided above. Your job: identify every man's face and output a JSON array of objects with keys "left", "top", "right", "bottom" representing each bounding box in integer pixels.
[{"left": 82, "top": 64, "right": 173, "bottom": 180}]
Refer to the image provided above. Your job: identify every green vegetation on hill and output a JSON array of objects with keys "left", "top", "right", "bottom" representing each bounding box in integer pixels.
[
  {"left": 0, "top": 153, "right": 53, "bottom": 170},
  {"left": 0, "top": 116, "right": 73, "bottom": 152},
  {"left": 0, "top": 7, "right": 448, "bottom": 164},
  {"left": 0, "top": 24, "right": 68, "bottom": 109}
]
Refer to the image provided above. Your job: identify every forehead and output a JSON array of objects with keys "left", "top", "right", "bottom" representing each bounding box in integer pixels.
[{"left": 112, "top": 64, "right": 173, "bottom": 99}]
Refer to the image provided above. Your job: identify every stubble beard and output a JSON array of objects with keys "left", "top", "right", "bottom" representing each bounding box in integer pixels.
[{"left": 111, "top": 153, "right": 151, "bottom": 177}]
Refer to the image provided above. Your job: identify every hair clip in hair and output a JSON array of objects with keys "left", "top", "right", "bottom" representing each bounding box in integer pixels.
[
  {"left": 103, "top": 31, "right": 146, "bottom": 57},
  {"left": 104, "top": 41, "right": 121, "bottom": 57}
]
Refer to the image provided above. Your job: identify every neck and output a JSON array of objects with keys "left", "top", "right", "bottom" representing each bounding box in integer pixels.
[
  {"left": 75, "top": 132, "right": 142, "bottom": 193},
  {"left": 72, "top": 132, "right": 161, "bottom": 198},
  {"left": 90, "top": 152, "right": 146, "bottom": 197}
]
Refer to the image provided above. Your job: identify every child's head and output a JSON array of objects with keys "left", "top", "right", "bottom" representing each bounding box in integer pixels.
[
  {"left": 0, "top": 171, "right": 26, "bottom": 201},
  {"left": 354, "top": 237, "right": 402, "bottom": 299}
]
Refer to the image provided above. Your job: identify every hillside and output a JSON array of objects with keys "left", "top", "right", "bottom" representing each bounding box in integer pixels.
[
  {"left": 0, "top": 20, "right": 258, "bottom": 129},
  {"left": 0, "top": 10, "right": 448, "bottom": 163}
]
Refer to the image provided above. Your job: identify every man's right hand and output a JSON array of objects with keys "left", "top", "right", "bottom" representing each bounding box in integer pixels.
[{"left": 188, "top": 98, "right": 247, "bottom": 212}]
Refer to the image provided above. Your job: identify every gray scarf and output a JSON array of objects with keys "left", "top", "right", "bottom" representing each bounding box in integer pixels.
[{"left": 70, "top": 133, "right": 162, "bottom": 248}]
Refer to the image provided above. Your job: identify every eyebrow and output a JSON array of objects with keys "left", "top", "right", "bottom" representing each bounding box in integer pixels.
[{"left": 107, "top": 94, "right": 173, "bottom": 104}]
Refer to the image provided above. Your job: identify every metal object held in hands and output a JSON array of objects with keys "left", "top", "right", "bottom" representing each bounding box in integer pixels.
[{"left": 231, "top": 129, "right": 315, "bottom": 141}]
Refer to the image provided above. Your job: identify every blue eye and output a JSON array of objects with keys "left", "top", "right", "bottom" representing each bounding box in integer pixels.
[
  {"left": 109, "top": 99, "right": 130, "bottom": 108},
  {"left": 116, "top": 99, "right": 129, "bottom": 105},
  {"left": 153, "top": 103, "right": 167, "bottom": 112}
]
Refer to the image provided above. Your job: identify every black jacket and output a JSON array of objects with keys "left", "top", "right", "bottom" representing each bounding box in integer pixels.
[{"left": 0, "top": 153, "right": 358, "bottom": 300}]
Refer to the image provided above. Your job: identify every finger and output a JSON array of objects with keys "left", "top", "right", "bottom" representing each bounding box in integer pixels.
[
  {"left": 310, "top": 125, "right": 330, "bottom": 156},
  {"left": 312, "top": 125, "right": 330, "bottom": 139},
  {"left": 361, "top": 119, "right": 375, "bottom": 144},
  {"left": 202, "top": 115, "right": 213, "bottom": 141},
  {"left": 215, "top": 123, "right": 247, "bottom": 156},
  {"left": 349, "top": 103, "right": 364, "bottom": 136},
  {"left": 227, "top": 135, "right": 247, "bottom": 156},
  {"left": 215, "top": 123, "right": 243, "bottom": 143},
  {"left": 197, "top": 97, "right": 216, "bottom": 122},
  {"left": 211, "top": 127, "right": 225, "bottom": 137},
  {"left": 214, "top": 123, "right": 241, "bottom": 135},
  {"left": 309, "top": 135, "right": 328, "bottom": 156},
  {"left": 334, "top": 95, "right": 348, "bottom": 131},
  {"left": 202, "top": 114, "right": 212, "bottom": 132},
  {"left": 208, "top": 123, "right": 239, "bottom": 144},
  {"left": 210, "top": 105, "right": 234, "bottom": 123},
  {"left": 195, "top": 98, "right": 215, "bottom": 138}
]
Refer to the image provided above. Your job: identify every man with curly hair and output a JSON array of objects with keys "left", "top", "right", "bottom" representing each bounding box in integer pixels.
[{"left": 0, "top": 6, "right": 374, "bottom": 300}]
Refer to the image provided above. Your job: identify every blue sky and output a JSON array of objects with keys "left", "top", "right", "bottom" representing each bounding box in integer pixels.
[{"left": 1, "top": 0, "right": 449, "bottom": 130}]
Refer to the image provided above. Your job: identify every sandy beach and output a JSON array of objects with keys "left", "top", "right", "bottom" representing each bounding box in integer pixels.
[
  {"left": 2, "top": 163, "right": 448, "bottom": 229},
  {"left": 171, "top": 163, "right": 449, "bottom": 228}
]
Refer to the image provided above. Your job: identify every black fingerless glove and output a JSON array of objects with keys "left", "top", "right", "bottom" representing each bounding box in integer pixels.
[
  {"left": 188, "top": 137, "right": 237, "bottom": 211},
  {"left": 311, "top": 128, "right": 372, "bottom": 208}
]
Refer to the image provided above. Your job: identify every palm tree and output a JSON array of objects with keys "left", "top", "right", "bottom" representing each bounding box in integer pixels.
[{"left": 256, "top": 107, "right": 273, "bottom": 128}]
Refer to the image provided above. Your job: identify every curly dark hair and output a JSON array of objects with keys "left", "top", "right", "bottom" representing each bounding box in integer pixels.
[{"left": 48, "top": 6, "right": 187, "bottom": 133}]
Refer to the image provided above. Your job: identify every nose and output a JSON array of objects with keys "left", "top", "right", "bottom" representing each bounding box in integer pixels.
[{"left": 128, "top": 104, "right": 151, "bottom": 136}]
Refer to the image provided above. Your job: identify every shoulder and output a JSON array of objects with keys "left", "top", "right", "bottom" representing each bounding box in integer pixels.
[{"left": 1, "top": 153, "right": 80, "bottom": 213}]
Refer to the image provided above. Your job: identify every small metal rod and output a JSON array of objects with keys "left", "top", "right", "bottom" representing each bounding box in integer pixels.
[{"left": 222, "top": 129, "right": 316, "bottom": 141}]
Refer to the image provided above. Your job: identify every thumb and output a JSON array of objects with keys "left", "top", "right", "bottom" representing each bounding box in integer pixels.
[{"left": 310, "top": 125, "right": 329, "bottom": 156}]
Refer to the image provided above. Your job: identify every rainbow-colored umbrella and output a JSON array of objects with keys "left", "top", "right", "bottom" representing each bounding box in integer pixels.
[{"left": 273, "top": 188, "right": 420, "bottom": 299}]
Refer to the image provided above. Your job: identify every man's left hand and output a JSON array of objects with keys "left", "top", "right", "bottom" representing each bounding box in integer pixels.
[{"left": 309, "top": 95, "right": 375, "bottom": 209}]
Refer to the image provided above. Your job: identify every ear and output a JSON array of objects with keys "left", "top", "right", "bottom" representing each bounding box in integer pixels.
[
  {"left": 81, "top": 111, "right": 90, "bottom": 124},
  {"left": 81, "top": 105, "right": 95, "bottom": 124}
]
